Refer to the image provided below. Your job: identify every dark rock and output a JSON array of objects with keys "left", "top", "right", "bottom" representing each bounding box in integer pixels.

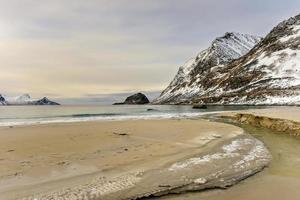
[
  {"left": 0, "top": 94, "right": 6, "bottom": 105},
  {"left": 192, "top": 104, "right": 208, "bottom": 109},
  {"left": 147, "top": 108, "right": 158, "bottom": 111},
  {"left": 113, "top": 93, "right": 150, "bottom": 105},
  {"left": 124, "top": 93, "right": 150, "bottom": 104},
  {"left": 113, "top": 102, "right": 125, "bottom": 105},
  {"left": 113, "top": 132, "right": 128, "bottom": 136},
  {"left": 0, "top": 94, "right": 5, "bottom": 102}
]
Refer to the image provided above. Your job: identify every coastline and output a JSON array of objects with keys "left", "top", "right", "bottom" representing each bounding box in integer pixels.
[
  {"left": 220, "top": 106, "right": 300, "bottom": 137},
  {"left": 0, "top": 118, "right": 270, "bottom": 200}
]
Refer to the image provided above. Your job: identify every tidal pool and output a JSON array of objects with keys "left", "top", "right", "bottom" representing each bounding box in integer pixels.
[{"left": 154, "top": 123, "right": 300, "bottom": 200}]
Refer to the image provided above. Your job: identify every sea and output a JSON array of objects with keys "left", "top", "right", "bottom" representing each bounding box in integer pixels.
[{"left": 0, "top": 105, "right": 260, "bottom": 127}]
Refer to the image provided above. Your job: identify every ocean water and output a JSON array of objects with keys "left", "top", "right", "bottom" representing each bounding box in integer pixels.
[{"left": 0, "top": 105, "right": 260, "bottom": 127}]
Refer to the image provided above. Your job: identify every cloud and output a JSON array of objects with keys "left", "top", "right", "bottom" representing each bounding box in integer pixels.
[{"left": 0, "top": 0, "right": 299, "bottom": 97}]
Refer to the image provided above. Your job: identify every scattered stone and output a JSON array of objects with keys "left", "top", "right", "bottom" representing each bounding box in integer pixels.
[
  {"left": 57, "top": 161, "right": 69, "bottom": 166},
  {"left": 147, "top": 108, "right": 158, "bottom": 111},
  {"left": 113, "top": 132, "right": 128, "bottom": 136},
  {"left": 158, "top": 184, "right": 171, "bottom": 188},
  {"left": 192, "top": 104, "right": 208, "bottom": 109}
]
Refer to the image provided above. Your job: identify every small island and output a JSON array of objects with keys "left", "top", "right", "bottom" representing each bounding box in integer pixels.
[{"left": 113, "top": 92, "right": 150, "bottom": 105}]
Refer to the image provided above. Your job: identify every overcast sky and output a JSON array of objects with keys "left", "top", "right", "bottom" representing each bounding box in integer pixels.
[{"left": 0, "top": 0, "right": 299, "bottom": 98}]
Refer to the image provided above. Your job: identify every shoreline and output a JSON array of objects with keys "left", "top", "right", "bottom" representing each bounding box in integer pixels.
[
  {"left": 0, "top": 110, "right": 231, "bottom": 128},
  {"left": 0, "top": 118, "right": 271, "bottom": 200},
  {"left": 220, "top": 107, "right": 300, "bottom": 137}
]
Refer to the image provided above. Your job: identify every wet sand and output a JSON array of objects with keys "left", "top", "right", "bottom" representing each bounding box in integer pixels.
[
  {"left": 156, "top": 123, "right": 300, "bottom": 200},
  {"left": 175, "top": 107, "right": 300, "bottom": 200},
  {"left": 0, "top": 119, "right": 254, "bottom": 199}
]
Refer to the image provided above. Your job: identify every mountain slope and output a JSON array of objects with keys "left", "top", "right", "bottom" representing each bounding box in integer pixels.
[
  {"left": 153, "top": 32, "right": 261, "bottom": 104},
  {"left": 155, "top": 13, "right": 300, "bottom": 105},
  {"left": 192, "top": 13, "right": 300, "bottom": 105}
]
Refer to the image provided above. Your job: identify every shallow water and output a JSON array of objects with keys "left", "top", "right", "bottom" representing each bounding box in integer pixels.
[
  {"left": 156, "top": 123, "right": 300, "bottom": 200},
  {"left": 0, "top": 105, "right": 264, "bottom": 126}
]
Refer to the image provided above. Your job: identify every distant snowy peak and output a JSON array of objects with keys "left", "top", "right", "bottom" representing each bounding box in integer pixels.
[
  {"left": 33, "top": 97, "right": 60, "bottom": 105},
  {"left": 208, "top": 32, "right": 262, "bottom": 64},
  {"left": 4, "top": 94, "right": 32, "bottom": 104},
  {"left": 0, "top": 94, "right": 60, "bottom": 106},
  {"left": 154, "top": 32, "right": 261, "bottom": 104}
]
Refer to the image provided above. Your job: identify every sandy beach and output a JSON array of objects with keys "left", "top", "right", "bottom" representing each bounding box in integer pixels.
[{"left": 0, "top": 118, "right": 270, "bottom": 200}]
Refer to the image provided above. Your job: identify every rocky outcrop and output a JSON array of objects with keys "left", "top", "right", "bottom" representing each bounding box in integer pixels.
[
  {"left": 0, "top": 94, "right": 7, "bottom": 105},
  {"left": 223, "top": 113, "right": 300, "bottom": 137},
  {"left": 155, "top": 13, "right": 300, "bottom": 105},
  {"left": 114, "top": 93, "right": 150, "bottom": 105},
  {"left": 31, "top": 97, "right": 60, "bottom": 105},
  {"left": 153, "top": 32, "right": 261, "bottom": 104}
]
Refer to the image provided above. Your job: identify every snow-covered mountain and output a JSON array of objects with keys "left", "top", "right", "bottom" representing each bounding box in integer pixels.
[
  {"left": 153, "top": 32, "right": 261, "bottom": 104},
  {"left": 154, "top": 13, "right": 300, "bottom": 105},
  {"left": 4, "top": 94, "right": 32, "bottom": 104},
  {"left": 0, "top": 94, "right": 60, "bottom": 105}
]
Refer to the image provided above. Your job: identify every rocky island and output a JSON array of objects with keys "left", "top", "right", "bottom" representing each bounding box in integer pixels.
[{"left": 113, "top": 92, "right": 150, "bottom": 105}]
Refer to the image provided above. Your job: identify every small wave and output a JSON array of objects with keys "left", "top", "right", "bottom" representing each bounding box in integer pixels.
[
  {"left": 71, "top": 113, "right": 124, "bottom": 117},
  {"left": 0, "top": 111, "right": 228, "bottom": 127},
  {"left": 0, "top": 113, "right": 125, "bottom": 120}
]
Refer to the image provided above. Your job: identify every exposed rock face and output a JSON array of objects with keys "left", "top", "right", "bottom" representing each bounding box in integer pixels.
[
  {"left": 196, "top": 13, "right": 300, "bottom": 105},
  {"left": 155, "top": 13, "right": 300, "bottom": 105},
  {"left": 114, "top": 93, "right": 150, "bottom": 105},
  {"left": 223, "top": 113, "right": 300, "bottom": 137},
  {"left": 32, "top": 97, "right": 60, "bottom": 105},
  {"left": 0, "top": 94, "right": 7, "bottom": 105},
  {"left": 153, "top": 32, "right": 261, "bottom": 104}
]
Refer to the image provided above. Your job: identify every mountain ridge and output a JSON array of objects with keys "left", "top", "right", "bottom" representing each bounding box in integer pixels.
[
  {"left": 153, "top": 32, "right": 262, "bottom": 104},
  {"left": 154, "top": 13, "right": 300, "bottom": 105},
  {"left": 0, "top": 94, "right": 60, "bottom": 106}
]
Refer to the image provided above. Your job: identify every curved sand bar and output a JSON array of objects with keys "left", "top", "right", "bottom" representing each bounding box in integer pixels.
[{"left": 0, "top": 119, "right": 271, "bottom": 200}]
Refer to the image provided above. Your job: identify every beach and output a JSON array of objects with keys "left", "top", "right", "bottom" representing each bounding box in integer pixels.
[
  {"left": 156, "top": 107, "right": 300, "bottom": 200},
  {"left": 0, "top": 118, "right": 270, "bottom": 200}
]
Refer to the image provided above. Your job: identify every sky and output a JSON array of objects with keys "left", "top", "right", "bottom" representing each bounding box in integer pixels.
[{"left": 0, "top": 0, "right": 299, "bottom": 99}]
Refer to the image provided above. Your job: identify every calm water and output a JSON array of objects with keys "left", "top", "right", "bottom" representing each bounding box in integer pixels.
[
  {"left": 0, "top": 105, "right": 261, "bottom": 126},
  {"left": 157, "top": 120, "right": 300, "bottom": 200}
]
